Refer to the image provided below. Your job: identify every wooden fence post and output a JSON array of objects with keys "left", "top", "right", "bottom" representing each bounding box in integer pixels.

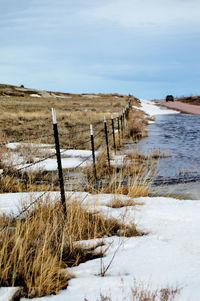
[{"left": 52, "top": 108, "right": 67, "bottom": 217}]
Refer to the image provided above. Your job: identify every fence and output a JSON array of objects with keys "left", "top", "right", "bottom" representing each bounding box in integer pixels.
[{"left": 0, "top": 97, "right": 132, "bottom": 219}]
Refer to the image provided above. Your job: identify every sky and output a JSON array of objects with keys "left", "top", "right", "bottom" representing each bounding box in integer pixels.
[{"left": 1, "top": 0, "right": 200, "bottom": 99}]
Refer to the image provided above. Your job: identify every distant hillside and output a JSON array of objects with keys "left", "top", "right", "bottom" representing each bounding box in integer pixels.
[
  {"left": 0, "top": 83, "right": 128, "bottom": 99},
  {"left": 0, "top": 83, "right": 73, "bottom": 98},
  {"left": 175, "top": 96, "right": 200, "bottom": 105}
]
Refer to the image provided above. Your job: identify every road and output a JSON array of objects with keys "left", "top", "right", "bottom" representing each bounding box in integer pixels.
[{"left": 157, "top": 100, "right": 200, "bottom": 115}]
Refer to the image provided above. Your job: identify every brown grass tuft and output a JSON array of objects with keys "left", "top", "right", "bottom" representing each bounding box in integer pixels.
[{"left": 0, "top": 194, "right": 142, "bottom": 298}]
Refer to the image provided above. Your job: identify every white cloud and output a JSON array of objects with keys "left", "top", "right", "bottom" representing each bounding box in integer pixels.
[{"left": 82, "top": 0, "right": 200, "bottom": 33}]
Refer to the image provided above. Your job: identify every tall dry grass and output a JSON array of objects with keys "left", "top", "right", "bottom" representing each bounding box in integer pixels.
[
  {"left": 0, "top": 90, "right": 136, "bottom": 149},
  {"left": 125, "top": 110, "right": 148, "bottom": 141},
  {"left": 0, "top": 194, "right": 142, "bottom": 298},
  {"left": 84, "top": 146, "right": 153, "bottom": 198}
]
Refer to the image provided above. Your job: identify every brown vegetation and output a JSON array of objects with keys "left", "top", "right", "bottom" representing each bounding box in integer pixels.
[
  {"left": 0, "top": 194, "right": 142, "bottom": 299},
  {"left": 0, "top": 84, "right": 140, "bottom": 150}
]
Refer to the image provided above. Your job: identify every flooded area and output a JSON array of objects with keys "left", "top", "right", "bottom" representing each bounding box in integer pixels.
[{"left": 132, "top": 113, "right": 200, "bottom": 199}]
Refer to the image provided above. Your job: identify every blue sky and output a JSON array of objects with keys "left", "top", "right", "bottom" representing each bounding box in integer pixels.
[{"left": 1, "top": 0, "right": 200, "bottom": 99}]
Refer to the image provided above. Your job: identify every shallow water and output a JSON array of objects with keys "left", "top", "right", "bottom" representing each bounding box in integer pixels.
[{"left": 131, "top": 113, "right": 200, "bottom": 199}]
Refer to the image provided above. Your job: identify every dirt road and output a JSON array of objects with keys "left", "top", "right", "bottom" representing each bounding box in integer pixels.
[{"left": 157, "top": 100, "right": 200, "bottom": 115}]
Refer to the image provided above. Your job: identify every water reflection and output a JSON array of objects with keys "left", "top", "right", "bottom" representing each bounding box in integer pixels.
[{"left": 133, "top": 113, "right": 200, "bottom": 199}]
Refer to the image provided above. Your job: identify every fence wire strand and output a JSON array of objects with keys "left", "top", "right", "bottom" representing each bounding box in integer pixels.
[{"left": 0, "top": 134, "right": 54, "bottom": 146}]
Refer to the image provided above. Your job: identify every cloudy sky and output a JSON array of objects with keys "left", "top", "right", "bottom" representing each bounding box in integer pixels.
[{"left": 1, "top": 0, "right": 200, "bottom": 99}]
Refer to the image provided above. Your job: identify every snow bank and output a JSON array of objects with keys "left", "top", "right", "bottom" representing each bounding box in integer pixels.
[
  {"left": 1, "top": 191, "right": 200, "bottom": 300},
  {"left": 133, "top": 99, "right": 179, "bottom": 117}
]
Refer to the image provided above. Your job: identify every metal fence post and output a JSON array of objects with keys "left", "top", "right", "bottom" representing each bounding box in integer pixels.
[
  {"left": 120, "top": 113, "right": 123, "bottom": 138},
  {"left": 104, "top": 116, "right": 110, "bottom": 168},
  {"left": 52, "top": 108, "right": 67, "bottom": 217},
  {"left": 117, "top": 114, "right": 120, "bottom": 146},
  {"left": 123, "top": 109, "right": 126, "bottom": 129},
  {"left": 111, "top": 114, "right": 116, "bottom": 154},
  {"left": 90, "top": 124, "right": 98, "bottom": 189}
]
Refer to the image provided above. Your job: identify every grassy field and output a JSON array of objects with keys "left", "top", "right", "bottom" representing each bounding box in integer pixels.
[
  {"left": 0, "top": 84, "right": 155, "bottom": 299},
  {"left": 0, "top": 84, "right": 143, "bottom": 150}
]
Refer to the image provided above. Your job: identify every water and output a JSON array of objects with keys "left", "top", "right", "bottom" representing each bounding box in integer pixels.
[{"left": 133, "top": 113, "right": 200, "bottom": 199}]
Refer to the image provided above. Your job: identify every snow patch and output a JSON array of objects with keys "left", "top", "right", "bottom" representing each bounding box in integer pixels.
[
  {"left": 133, "top": 99, "right": 180, "bottom": 117},
  {"left": 30, "top": 94, "right": 41, "bottom": 98}
]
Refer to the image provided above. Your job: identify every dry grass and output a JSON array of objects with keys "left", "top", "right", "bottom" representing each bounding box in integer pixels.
[
  {"left": 107, "top": 197, "right": 140, "bottom": 208},
  {"left": 0, "top": 194, "right": 142, "bottom": 299},
  {"left": 83, "top": 145, "right": 153, "bottom": 198},
  {"left": 93, "top": 152, "right": 153, "bottom": 198},
  {"left": 0, "top": 84, "right": 139, "bottom": 150},
  {"left": 0, "top": 144, "right": 58, "bottom": 193},
  {"left": 103, "top": 168, "right": 151, "bottom": 198},
  {"left": 126, "top": 110, "right": 148, "bottom": 141},
  {"left": 85, "top": 280, "right": 181, "bottom": 301},
  {"left": 0, "top": 85, "right": 150, "bottom": 194}
]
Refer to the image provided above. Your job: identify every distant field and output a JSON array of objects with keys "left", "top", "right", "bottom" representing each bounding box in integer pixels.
[
  {"left": 175, "top": 95, "right": 200, "bottom": 105},
  {"left": 0, "top": 84, "right": 140, "bottom": 149}
]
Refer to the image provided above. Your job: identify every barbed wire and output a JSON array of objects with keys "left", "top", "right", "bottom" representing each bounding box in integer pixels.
[
  {"left": 0, "top": 134, "right": 54, "bottom": 147},
  {"left": 0, "top": 190, "right": 49, "bottom": 232},
  {"left": 0, "top": 102, "right": 130, "bottom": 231},
  {"left": 63, "top": 154, "right": 93, "bottom": 175},
  {"left": 0, "top": 112, "right": 119, "bottom": 148},
  {"left": 59, "top": 128, "right": 90, "bottom": 137},
  {"left": 15, "top": 191, "right": 49, "bottom": 219},
  {"left": 16, "top": 153, "right": 56, "bottom": 172}
]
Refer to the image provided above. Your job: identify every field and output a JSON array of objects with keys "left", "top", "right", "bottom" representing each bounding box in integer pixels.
[
  {"left": 0, "top": 84, "right": 157, "bottom": 300},
  {"left": 0, "top": 84, "right": 143, "bottom": 149}
]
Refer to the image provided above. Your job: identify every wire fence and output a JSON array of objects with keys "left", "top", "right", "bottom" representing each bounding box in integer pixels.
[{"left": 0, "top": 97, "right": 132, "bottom": 219}]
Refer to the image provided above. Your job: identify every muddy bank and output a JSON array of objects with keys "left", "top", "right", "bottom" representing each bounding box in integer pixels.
[{"left": 157, "top": 100, "right": 200, "bottom": 115}]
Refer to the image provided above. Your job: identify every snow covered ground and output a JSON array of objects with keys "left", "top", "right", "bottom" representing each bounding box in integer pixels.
[
  {"left": 135, "top": 99, "right": 180, "bottom": 117},
  {"left": 4, "top": 144, "right": 97, "bottom": 172},
  {"left": 1, "top": 99, "right": 199, "bottom": 301},
  {"left": 1, "top": 191, "right": 200, "bottom": 300}
]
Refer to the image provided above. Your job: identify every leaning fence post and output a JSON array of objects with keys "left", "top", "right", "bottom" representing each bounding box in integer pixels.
[
  {"left": 90, "top": 124, "right": 98, "bottom": 189},
  {"left": 111, "top": 114, "right": 116, "bottom": 154},
  {"left": 104, "top": 116, "right": 110, "bottom": 168},
  {"left": 52, "top": 108, "right": 67, "bottom": 217}
]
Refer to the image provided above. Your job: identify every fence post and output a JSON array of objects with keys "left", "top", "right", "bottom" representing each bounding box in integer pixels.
[
  {"left": 126, "top": 104, "right": 129, "bottom": 119},
  {"left": 120, "top": 113, "right": 123, "bottom": 138},
  {"left": 111, "top": 114, "right": 116, "bottom": 154},
  {"left": 90, "top": 124, "right": 98, "bottom": 189},
  {"left": 104, "top": 116, "right": 110, "bottom": 168},
  {"left": 123, "top": 109, "right": 126, "bottom": 129},
  {"left": 117, "top": 114, "right": 120, "bottom": 146},
  {"left": 52, "top": 108, "right": 67, "bottom": 217}
]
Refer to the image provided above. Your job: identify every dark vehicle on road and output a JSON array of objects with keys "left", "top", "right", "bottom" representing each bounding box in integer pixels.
[{"left": 166, "top": 95, "right": 174, "bottom": 102}]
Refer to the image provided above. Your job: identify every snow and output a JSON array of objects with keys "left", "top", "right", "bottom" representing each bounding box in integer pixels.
[
  {"left": 1, "top": 191, "right": 200, "bottom": 300},
  {"left": 6, "top": 143, "right": 53, "bottom": 150},
  {"left": 3, "top": 146, "right": 96, "bottom": 172},
  {"left": 133, "top": 99, "right": 180, "bottom": 117},
  {"left": 30, "top": 94, "right": 41, "bottom": 97},
  {"left": 0, "top": 287, "right": 18, "bottom": 301},
  {"left": 27, "top": 157, "right": 92, "bottom": 171},
  {"left": 82, "top": 94, "right": 100, "bottom": 98},
  {"left": 55, "top": 95, "right": 72, "bottom": 99},
  {"left": 1, "top": 99, "right": 199, "bottom": 300}
]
